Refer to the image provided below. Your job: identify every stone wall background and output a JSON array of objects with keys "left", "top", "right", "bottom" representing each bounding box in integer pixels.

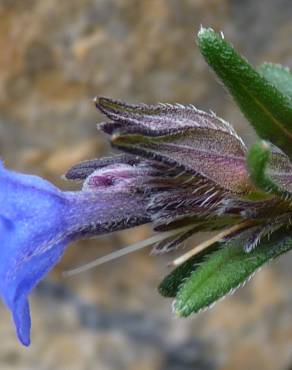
[{"left": 1, "top": 1, "right": 292, "bottom": 369}]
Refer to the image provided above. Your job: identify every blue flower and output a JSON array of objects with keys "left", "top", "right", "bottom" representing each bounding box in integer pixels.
[{"left": 0, "top": 160, "right": 150, "bottom": 345}]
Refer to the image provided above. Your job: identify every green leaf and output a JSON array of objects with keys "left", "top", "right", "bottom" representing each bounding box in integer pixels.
[
  {"left": 158, "top": 242, "right": 220, "bottom": 298},
  {"left": 197, "top": 28, "right": 292, "bottom": 156},
  {"left": 247, "top": 140, "right": 292, "bottom": 199},
  {"left": 258, "top": 63, "right": 292, "bottom": 100},
  {"left": 247, "top": 140, "right": 274, "bottom": 192},
  {"left": 174, "top": 228, "right": 292, "bottom": 317}
]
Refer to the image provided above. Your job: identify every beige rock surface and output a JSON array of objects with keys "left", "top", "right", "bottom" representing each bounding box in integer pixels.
[{"left": 0, "top": 0, "right": 292, "bottom": 369}]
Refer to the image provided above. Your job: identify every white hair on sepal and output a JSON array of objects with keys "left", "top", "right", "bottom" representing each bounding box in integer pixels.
[{"left": 174, "top": 103, "right": 186, "bottom": 109}]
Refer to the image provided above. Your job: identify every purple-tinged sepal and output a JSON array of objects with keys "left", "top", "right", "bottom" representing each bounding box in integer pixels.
[
  {"left": 95, "top": 97, "right": 252, "bottom": 193},
  {"left": 64, "top": 154, "right": 141, "bottom": 181}
]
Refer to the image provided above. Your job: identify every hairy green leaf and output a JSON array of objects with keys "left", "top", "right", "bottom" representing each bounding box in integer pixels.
[
  {"left": 174, "top": 228, "right": 292, "bottom": 317},
  {"left": 158, "top": 242, "right": 220, "bottom": 297},
  {"left": 197, "top": 28, "right": 292, "bottom": 155}
]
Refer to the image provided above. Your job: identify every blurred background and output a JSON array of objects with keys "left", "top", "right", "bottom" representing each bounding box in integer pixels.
[{"left": 1, "top": 0, "right": 292, "bottom": 369}]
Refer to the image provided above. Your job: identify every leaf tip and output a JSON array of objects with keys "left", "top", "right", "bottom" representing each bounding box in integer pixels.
[
  {"left": 259, "top": 140, "right": 270, "bottom": 151},
  {"left": 197, "top": 26, "right": 215, "bottom": 38},
  {"left": 197, "top": 26, "right": 226, "bottom": 45},
  {"left": 173, "top": 302, "right": 191, "bottom": 318},
  {"left": 248, "top": 140, "right": 271, "bottom": 170}
]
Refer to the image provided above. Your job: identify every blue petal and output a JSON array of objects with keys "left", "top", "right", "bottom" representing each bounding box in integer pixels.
[
  {"left": 7, "top": 240, "right": 68, "bottom": 346},
  {"left": 13, "top": 296, "right": 31, "bottom": 346},
  {"left": 0, "top": 163, "right": 70, "bottom": 345}
]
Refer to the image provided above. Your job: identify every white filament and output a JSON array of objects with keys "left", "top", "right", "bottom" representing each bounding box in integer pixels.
[{"left": 63, "top": 226, "right": 192, "bottom": 277}]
